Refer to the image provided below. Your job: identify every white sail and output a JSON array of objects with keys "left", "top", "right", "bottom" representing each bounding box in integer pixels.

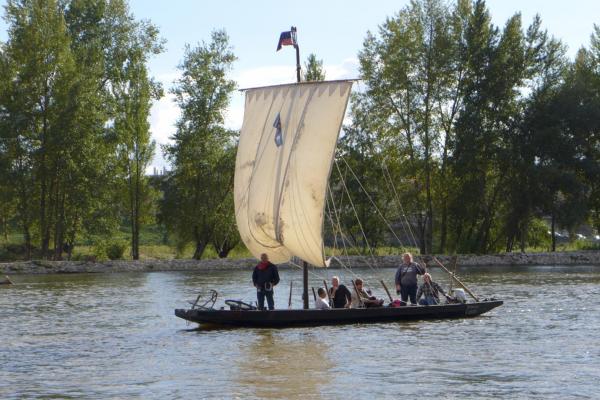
[{"left": 234, "top": 80, "right": 353, "bottom": 267}]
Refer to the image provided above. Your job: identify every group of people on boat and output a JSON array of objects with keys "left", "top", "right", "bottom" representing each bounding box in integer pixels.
[{"left": 251, "top": 252, "right": 456, "bottom": 310}]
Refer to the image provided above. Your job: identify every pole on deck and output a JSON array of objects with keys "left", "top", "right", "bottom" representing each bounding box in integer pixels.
[
  {"left": 302, "top": 261, "right": 309, "bottom": 309},
  {"left": 288, "top": 280, "right": 293, "bottom": 309},
  {"left": 351, "top": 279, "right": 362, "bottom": 308},
  {"left": 380, "top": 280, "right": 393, "bottom": 303},
  {"left": 323, "top": 279, "right": 332, "bottom": 306},
  {"left": 292, "top": 26, "right": 301, "bottom": 83},
  {"left": 449, "top": 255, "right": 458, "bottom": 292}
]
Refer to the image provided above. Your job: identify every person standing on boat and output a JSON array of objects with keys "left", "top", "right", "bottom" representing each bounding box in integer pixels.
[
  {"left": 395, "top": 252, "right": 426, "bottom": 305},
  {"left": 416, "top": 273, "right": 449, "bottom": 305},
  {"left": 252, "top": 253, "right": 280, "bottom": 310},
  {"left": 329, "top": 276, "right": 351, "bottom": 308}
]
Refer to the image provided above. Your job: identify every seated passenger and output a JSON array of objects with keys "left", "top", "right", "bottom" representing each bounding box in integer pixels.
[
  {"left": 328, "top": 276, "right": 351, "bottom": 308},
  {"left": 416, "top": 273, "right": 448, "bottom": 306},
  {"left": 350, "top": 278, "right": 384, "bottom": 308},
  {"left": 314, "top": 287, "right": 331, "bottom": 310}
]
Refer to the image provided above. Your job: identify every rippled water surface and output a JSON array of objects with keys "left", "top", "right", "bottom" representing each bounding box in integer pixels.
[{"left": 1, "top": 265, "right": 600, "bottom": 399}]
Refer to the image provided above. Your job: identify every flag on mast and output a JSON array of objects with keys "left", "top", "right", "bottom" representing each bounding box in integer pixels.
[{"left": 276, "top": 30, "right": 295, "bottom": 51}]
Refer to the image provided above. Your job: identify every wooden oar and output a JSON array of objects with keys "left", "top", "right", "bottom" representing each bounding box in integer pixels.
[
  {"left": 449, "top": 255, "right": 458, "bottom": 292},
  {"left": 380, "top": 280, "right": 393, "bottom": 302},
  {"left": 311, "top": 287, "right": 317, "bottom": 303},
  {"left": 432, "top": 257, "right": 479, "bottom": 302},
  {"left": 350, "top": 279, "right": 363, "bottom": 308}
]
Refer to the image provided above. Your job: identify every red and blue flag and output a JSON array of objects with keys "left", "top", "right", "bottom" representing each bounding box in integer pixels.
[{"left": 276, "top": 30, "right": 295, "bottom": 51}]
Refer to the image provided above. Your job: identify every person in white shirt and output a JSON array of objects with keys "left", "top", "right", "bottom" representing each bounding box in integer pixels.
[{"left": 314, "top": 287, "right": 331, "bottom": 310}]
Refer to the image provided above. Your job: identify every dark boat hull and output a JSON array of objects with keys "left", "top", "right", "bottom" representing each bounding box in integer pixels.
[{"left": 175, "top": 300, "right": 503, "bottom": 328}]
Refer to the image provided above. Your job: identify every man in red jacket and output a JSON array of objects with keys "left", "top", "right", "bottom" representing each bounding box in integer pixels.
[{"left": 252, "top": 253, "right": 280, "bottom": 310}]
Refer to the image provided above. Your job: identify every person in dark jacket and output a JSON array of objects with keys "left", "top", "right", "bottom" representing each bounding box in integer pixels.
[
  {"left": 394, "top": 252, "right": 426, "bottom": 305},
  {"left": 328, "top": 276, "right": 351, "bottom": 308},
  {"left": 252, "top": 253, "right": 280, "bottom": 310}
]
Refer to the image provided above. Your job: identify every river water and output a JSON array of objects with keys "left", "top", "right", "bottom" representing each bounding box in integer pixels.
[{"left": 1, "top": 265, "right": 599, "bottom": 399}]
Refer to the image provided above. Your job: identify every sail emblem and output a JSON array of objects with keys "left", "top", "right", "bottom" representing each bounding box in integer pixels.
[{"left": 273, "top": 112, "right": 283, "bottom": 147}]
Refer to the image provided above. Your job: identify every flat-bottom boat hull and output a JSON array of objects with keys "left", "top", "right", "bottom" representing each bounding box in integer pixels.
[{"left": 175, "top": 300, "right": 503, "bottom": 328}]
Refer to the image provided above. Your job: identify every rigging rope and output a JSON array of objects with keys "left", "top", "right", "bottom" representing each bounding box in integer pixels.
[
  {"left": 339, "top": 156, "right": 407, "bottom": 249},
  {"left": 323, "top": 193, "right": 375, "bottom": 286},
  {"left": 380, "top": 159, "right": 420, "bottom": 249},
  {"left": 333, "top": 160, "right": 380, "bottom": 271},
  {"left": 326, "top": 183, "right": 374, "bottom": 270}
]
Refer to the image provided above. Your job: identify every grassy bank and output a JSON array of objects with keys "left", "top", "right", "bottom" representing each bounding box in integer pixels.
[{"left": 1, "top": 224, "right": 599, "bottom": 262}]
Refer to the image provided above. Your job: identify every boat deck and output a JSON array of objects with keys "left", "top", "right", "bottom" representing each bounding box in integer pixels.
[{"left": 175, "top": 300, "right": 503, "bottom": 328}]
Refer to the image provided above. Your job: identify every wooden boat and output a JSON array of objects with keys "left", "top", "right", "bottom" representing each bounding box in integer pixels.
[
  {"left": 175, "top": 39, "right": 502, "bottom": 327},
  {"left": 175, "top": 300, "right": 503, "bottom": 328}
]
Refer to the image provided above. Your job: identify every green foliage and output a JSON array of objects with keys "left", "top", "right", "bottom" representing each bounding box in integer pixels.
[
  {"left": 161, "top": 29, "right": 238, "bottom": 259},
  {"left": 113, "top": 39, "right": 163, "bottom": 260},
  {"left": 303, "top": 53, "right": 325, "bottom": 81},
  {"left": 572, "top": 240, "right": 600, "bottom": 251},
  {"left": 93, "top": 238, "right": 128, "bottom": 261},
  {"left": 0, "top": 0, "right": 163, "bottom": 260},
  {"left": 354, "top": 0, "right": 469, "bottom": 254},
  {"left": 1, "top": 0, "right": 598, "bottom": 261},
  {"left": 526, "top": 218, "right": 551, "bottom": 249},
  {"left": 107, "top": 240, "right": 128, "bottom": 260},
  {"left": 343, "top": 0, "right": 598, "bottom": 256}
]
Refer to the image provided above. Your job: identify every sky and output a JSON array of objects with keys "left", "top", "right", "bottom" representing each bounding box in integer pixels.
[{"left": 1, "top": 0, "right": 600, "bottom": 171}]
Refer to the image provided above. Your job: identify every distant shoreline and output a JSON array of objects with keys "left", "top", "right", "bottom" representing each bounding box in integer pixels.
[{"left": 1, "top": 250, "right": 599, "bottom": 275}]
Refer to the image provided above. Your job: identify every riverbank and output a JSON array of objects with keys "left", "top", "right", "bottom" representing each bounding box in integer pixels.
[{"left": 1, "top": 250, "right": 599, "bottom": 275}]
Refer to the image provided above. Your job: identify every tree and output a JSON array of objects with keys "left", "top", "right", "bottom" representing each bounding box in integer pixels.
[
  {"left": 1, "top": 0, "right": 79, "bottom": 258},
  {"left": 332, "top": 94, "right": 395, "bottom": 253},
  {"left": 527, "top": 35, "right": 600, "bottom": 250},
  {"left": 0, "top": 38, "right": 17, "bottom": 244},
  {"left": 109, "top": 11, "right": 164, "bottom": 260},
  {"left": 209, "top": 145, "right": 240, "bottom": 258},
  {"left": 356, "top": 0, "right": 459, "bottom": 254},
  {"left": 0, "top": 0, "right": 163, "bottom": 260},
  {"left": 163, "top": 30, "right": 237, "bottom": 259},
  {"left": 303, "top": 53, "right": 325, "bottom": 81},
  {"left": 582, "top": 25, "right": 600, "bottom": 236},
  {"left": 114, "top": 54, "right": 161, "bottom": 260},
  {"left": 348, "top": 0, "right": 580, "bottom": 255},
  {"left": 447, "top": 4, "right": 566, "bottom": 253}
]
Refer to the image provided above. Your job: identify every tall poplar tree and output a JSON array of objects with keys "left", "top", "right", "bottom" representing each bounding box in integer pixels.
[
  {"left": 356, "top": 0, "right": 452, "bottom": 253},
  {"left": 114, "top": 52, "right": 161, "bottom": 260},
  {"left": 2, "top": 0, "right": 78, "bottom": 257},
  {"left": 163, "top": 29, "right": 237, "bottom": 259}
]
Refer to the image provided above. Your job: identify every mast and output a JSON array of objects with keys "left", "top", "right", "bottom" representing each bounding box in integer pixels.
[
  {"left": 290, "top": 26, "right": 309, "bottom": 309},
  {"left": 292, "top": 27, "right": 301, "bottom": 84},
  {"left": 303, "top": 261, "right": 309, "bottom": 309}
]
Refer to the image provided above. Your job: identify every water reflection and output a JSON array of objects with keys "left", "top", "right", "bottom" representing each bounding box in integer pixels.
[{"left": 236, "top": 330, "right": 333, "bottom": 399}]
